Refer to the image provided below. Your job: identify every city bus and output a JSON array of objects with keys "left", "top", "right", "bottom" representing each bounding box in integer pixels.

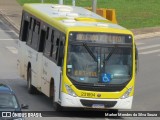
[{"left": 17, "top": 3, "right": 138, "bottom": 111}]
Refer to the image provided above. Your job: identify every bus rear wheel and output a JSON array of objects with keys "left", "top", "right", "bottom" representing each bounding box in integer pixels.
[{"left": 27, "top": 67, "right": 36, "bottom": 94}]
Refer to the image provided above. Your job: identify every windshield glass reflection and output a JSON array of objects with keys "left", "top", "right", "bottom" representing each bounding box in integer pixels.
[{"left": 67, "top": 44, "right": 132, "bottom": 85}]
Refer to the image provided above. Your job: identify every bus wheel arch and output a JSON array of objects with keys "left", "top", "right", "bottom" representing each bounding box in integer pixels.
[
  {"left": 50, "top": 78, "right": 62, "bottom": 111},
  {"left": 27, "top": 62, "right": 36, "bottom": 94},
  {"left": 50, "top": 78, "right": 54, "bottom": 97},
  {"left": 27, "top": 62, "right": 31, "bottom": 73}
]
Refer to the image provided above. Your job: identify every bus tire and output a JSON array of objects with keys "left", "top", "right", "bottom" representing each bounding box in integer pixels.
[
  {"left": 52, "top": 85, "right": 62, "bottom": 111},
  {"left": 53, "top": 102, "right": 62, "bottom": 111},
  {"left": 27, "top": 67, "right": 36, "bottom": 94}
]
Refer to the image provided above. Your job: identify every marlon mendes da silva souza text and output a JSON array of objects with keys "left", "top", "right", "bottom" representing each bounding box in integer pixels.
[{"left": 105, "top": 112, "right": 158, "bottom": 117}]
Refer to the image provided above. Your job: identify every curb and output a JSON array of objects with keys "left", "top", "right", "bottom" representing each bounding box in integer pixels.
[{"left": 0, "top": 10, "right": 20, "bottom": 34}]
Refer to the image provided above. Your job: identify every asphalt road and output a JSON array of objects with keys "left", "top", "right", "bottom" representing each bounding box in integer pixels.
[
  {"left": 133, "top": 37, "right": 160, "bottom": 111},
  {"left": 0, "top": 17, "right": 160, "bottom": 120}
]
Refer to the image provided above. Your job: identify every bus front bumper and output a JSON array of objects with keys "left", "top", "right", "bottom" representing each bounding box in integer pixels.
[{"left": 60, "top": 92, "right": 133, "bottom": 109}]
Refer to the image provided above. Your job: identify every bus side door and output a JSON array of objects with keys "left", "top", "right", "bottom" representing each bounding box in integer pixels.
[
  {"left": 18, "top": 12, "right": 29, "bottom": 78},
  {"left": 26, "top": 18, "right": 42, "bottom": 88}
]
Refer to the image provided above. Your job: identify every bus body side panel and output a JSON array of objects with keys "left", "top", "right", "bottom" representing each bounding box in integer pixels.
[
  {"left": 26, "top": 46, "right": 42, "bottom": 89},
  {"left": 41, "top": 56, "right": 61, "bottom": 99},
  {"left": 36, "top": 53, "right": 43, "bottom": 91},
  {"left": 17, "top": 41, "right": 26, "bottom": 78}
]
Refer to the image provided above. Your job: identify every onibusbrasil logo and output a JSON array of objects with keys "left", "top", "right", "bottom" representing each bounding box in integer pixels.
[{"left": 1, "top": 112, "right": 42, "bottom": 118}]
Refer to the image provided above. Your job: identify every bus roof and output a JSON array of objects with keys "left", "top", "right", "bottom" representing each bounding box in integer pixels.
[{"left": 23, "top": 4, "right": 132, "bottom": 35}]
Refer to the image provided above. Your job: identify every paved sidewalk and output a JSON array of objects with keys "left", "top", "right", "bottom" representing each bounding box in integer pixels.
[{"left": 0, "top": 0, "right": 160, "bottom": 38}]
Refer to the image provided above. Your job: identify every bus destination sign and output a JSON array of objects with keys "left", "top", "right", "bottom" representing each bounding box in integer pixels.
[{"left": 70, "top": 33, "right": 132, "bottom": 44}]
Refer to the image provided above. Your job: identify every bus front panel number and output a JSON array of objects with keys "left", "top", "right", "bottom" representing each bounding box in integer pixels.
[{"left": 81, "top": 92, "right": 95, "bottom": 98}]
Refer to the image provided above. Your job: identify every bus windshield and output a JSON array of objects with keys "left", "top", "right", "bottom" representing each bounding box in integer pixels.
[{"left": 67, "top": 33, "right": 132, "bottom": 85}]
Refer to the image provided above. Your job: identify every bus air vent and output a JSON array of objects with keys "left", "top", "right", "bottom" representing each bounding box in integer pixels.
[
  {"left": 51, "top": 5, "right": 73, "bottom": 12},
  {"left": 80, "top": 99, "right": 117, "bottom": 108},
  {"left": 51, "top": 5, "right": 63, "bottom": 9},
  {"left": 67, "top": 13, "right": 79, "bottom": 18},
  {"left": 96, "top": 23, "right": 109, "bottom": 27},
  {"left": 62, "top": 19, "right": 76, "bottom": 23},
  {"left": 75, "top": 17, "right": 97, "bottom": 22},
  {"left": 58, "top": 8, "right": 71, "bottom": 12}
]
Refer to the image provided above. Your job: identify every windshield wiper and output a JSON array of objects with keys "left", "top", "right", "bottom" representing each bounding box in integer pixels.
[
  {"left": 83, "top": 43, "right": 98, "bottom": 62},
  {"left": 103, "top": 44, "right": 119, "bottom": 64}
]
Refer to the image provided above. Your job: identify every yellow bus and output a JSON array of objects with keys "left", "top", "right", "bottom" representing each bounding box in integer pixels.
[{"left": 17, "top": 3, "right": 138, "bottom": 111}]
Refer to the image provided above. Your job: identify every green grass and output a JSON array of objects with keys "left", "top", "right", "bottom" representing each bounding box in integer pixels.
[{"left": 16, "top": 0, "right": 160, "bottom": 29}]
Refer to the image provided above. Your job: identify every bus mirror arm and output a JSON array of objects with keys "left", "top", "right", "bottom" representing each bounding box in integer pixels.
[{"left": 135, "top": 47, "right": 139, "bottom": 73}]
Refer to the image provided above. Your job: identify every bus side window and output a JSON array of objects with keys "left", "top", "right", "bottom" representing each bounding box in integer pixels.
[
  {"left": 27, "top": 17, "right": 34, "bottom": 45},
  {"left": 46, "top": 27, "right": 50, "bottom": 40},
  {"left": 19, "top": 12, "right": 29, "bottom": 41},
  {"left": 21, "top": 20, "right": 29, "bottom": 42},
  {"left": 52, "top": 31, "right": 60, "bottom": 60},
  {"left": 57, "top": 34, "right": 65, "bottom": 66},
  {"left": 43, "top": 26, "right": 52, "bottom": 57},
  {"left": 20, "top": 13, "right": 29, "bottom": 42},
  {"left": 56, "top": 37, "right": 60, "bottom": 61},
  {"left": 19, "top": 11, "right": 24, "bottom": 40},
  {"left": 29, "top": 17, "right": 32, "bottom": 30},
  {"left": 31, "top": 20, "right": 40, "bottom": 50},
  {"left": 38, "top": 29, "right": 46, "bottom": 52},
  {"left": 50, "top": 30, "right": 55, "bottom": 58}
]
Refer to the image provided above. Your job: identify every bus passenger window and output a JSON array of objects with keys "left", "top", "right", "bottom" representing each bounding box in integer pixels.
[
  {"left": 44, "top": 38, "right": 51, "bottom": 57},
  {"left": 51, "top": 30, "right": 55, "bottom": 42},
  {"left": 39, "top": 30, "right": 46, "bottom": 52},
  {"left": 57, "top": 35, "right": 65, "bottom": 66},
  {"left": 29, "top": 17, "right": 32, "bottom": 30},
  {"left": 33, "top": 19, "right": 36, "bottom": 32},
  {"left": 50, "top": 30, "right": 54, "bottom": 57},
  {"left": 35, "top": 21, "right": 40, "bottom": 34},
  {"left": 56, "top": 38, "right": 60, "bottom": 61},
  {"left": 46, "top": 27, "right": 50, "bottom": 40},
  {"left": 31, "top": 20, "right": 40, "bottom": 49},
  {"left": 57, "top": 41, "right": 64, "bottom": 66},
  {"left": 27, "top": 17, "right": 34, "bottom": 45},
  {"left": 21, "top": 20, "right": 29, "bottom": 42}
]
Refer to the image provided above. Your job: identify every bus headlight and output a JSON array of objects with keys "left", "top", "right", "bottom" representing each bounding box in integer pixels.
[
  {"left": 121, "top": 87, "right": 132, "bottom": 99},
  {"left": 65, "top": 84, "right": 77, "bottom": 97}
]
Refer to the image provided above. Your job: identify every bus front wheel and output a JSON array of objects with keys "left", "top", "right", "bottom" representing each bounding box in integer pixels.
[
  {"left": 52, "top": 87, "right": 62, "bottom": 111},
  {"left": 53, "top": 102, "right": 62, "bottom": 111}
]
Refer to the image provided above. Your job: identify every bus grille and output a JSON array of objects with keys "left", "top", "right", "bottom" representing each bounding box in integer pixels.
[
  {"left": 74, "top": 84, "right": 125, "bottom": 92},
  {"left": 80, "top": 99, "right": 117, "bottom": 108}
]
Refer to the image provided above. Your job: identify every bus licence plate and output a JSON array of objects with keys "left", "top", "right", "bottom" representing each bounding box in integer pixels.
[{"left": 92, "top": 104, "right": 105, "bottom": 108}]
